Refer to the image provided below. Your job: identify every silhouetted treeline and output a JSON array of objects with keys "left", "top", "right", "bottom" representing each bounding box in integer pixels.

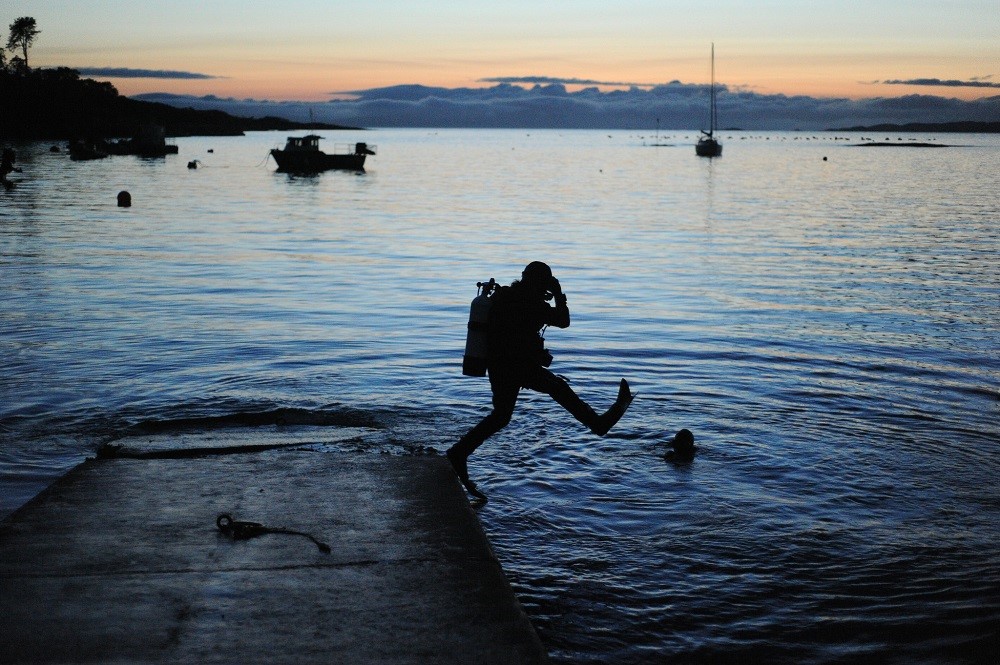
[
  {"left": 0, "top": 67, "right": 357, "bottom": 140},
  {"left": 833, "top": 121, "right": 1000, "bottom": 133}
]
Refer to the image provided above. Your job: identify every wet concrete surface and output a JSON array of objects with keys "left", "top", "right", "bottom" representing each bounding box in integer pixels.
[{"left": 0, "top": 448, "right": 545, "bottom": 663}]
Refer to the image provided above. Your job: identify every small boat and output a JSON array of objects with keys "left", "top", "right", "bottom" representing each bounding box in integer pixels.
[
  {"left": 105, "top": 123, "right": 179, "bottom": 157},
  {"left": 270, "top": 135, "right": 375, "bottom": 173},
  {"left": 68, "top": 140, "right": 109, "bottom": 161},
  {"left": 695, "top": 44, "right": 723, "bottom": 158}
]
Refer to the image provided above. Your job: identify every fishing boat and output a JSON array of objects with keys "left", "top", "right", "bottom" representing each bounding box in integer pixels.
[
  {"left": 695, "top": 44, "right": 723, "bottom": 158},
  {"left": 270, "top": 135, "right": 375, "bottom": 173}
]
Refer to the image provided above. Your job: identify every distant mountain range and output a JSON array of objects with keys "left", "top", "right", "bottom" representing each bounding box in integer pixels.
[
  {"left": 135, "top": 83, "right": 1000, "bottom": 131},
  {"left": 3, "top": 68, "right": 998, "bottom": 137},
  {"left": 0, "top": 68, "right": 359, "bottom": 140}
]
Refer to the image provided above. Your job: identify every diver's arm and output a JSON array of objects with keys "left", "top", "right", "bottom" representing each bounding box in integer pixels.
[{"left": 549, "top": 279, "right": 570, "bottom": 328}]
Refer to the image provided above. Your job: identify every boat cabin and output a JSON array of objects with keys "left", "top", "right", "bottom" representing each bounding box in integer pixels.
[{"left": 283, "top": 135, "right": 323, "bottom": 152}]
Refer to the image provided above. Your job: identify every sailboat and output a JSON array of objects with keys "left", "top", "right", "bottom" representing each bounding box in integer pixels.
[{"left": 695, "top": 44, "right": 723, "bottom": 158}]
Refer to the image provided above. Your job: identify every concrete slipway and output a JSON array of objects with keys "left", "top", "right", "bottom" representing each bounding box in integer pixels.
[{"left": 0, "top": 433, "right": 546, "bottom": 664}]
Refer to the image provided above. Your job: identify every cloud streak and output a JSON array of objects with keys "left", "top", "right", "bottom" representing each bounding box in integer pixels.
[
  {"left": 75, "top": 67, "right": 220, "bottom": 80},
  {"left": 133, "top": 81, "right": 1000, "bottom": 130},
  {"left": 480, "top": 76, "right": 660, "bottom": 88},
  {"left": 882, "top": 77, "right": 1000, "bottom": 89}
]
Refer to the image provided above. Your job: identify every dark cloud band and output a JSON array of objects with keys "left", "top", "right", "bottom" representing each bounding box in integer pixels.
[
  {"left": 883, "top": 78, "right": 1000, "bottom": 89},
  {"left": 75, "top": 67, "right": 219, "bottom": 80},
  {"left": 480, "top": 76, "right": 658, "bottom": 88}
]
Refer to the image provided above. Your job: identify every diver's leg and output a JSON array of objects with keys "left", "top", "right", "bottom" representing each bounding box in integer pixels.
[
  {"left": 450, "top": 378, "right": 518, "bottom": 459},
  {"left": 524, "top": 366, "right": 600, "bottom": 429},
  {"left": 447, "top": 369, "right": 519, "bottom": 498},
  {"left": 526, "top": 368, "right": 633, "bottom": 436}
]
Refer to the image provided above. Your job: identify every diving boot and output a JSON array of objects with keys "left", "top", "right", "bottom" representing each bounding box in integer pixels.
[
  {"left": 591, "top": 379, "right": 635, "bottom": 436},
  {"left": 446, "top": 448, "right": 488, "bottom": 502}
]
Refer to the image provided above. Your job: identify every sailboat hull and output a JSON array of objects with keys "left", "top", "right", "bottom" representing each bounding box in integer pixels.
[{"left": 696, "top": 138, "right": 722, "bottom": 157}]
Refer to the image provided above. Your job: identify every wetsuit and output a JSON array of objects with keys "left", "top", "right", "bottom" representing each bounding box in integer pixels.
[{"left": 451, "top": 282, "right": 600, "bottom": 459}]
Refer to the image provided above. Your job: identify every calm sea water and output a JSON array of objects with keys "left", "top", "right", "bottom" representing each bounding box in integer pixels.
[{"left": 2, "top": 129, "right": 999, "bottom": 663}]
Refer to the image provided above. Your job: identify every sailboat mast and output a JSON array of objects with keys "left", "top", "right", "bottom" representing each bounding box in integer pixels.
[{"left": 710, "top": 42, "right": 716, "bottom": 136}]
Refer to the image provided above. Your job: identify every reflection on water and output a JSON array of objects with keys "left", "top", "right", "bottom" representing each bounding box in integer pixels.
[{"left": 2, "top": 129, "right": 999, "bottom": 662}]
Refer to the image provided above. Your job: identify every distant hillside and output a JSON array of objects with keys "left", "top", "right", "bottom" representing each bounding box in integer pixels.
[
  {"left": 831, "top": 121, "right": 1000, "bottom": 133},
  {"left": 0, "top": 67, "right": 361, "bottom": 140}
]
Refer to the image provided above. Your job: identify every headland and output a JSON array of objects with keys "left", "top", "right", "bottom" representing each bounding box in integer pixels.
[{"left": 0, "top": 67, "right": 360, "bottom": 140}]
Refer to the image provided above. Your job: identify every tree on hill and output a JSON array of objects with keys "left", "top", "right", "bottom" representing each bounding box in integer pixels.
[{"left": 7, "top": 16, "right": 40, "bottom": 70}]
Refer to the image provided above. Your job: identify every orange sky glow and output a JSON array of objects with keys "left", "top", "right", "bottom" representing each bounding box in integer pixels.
[{"left": 7, "top": 1, "right": 997, "bottom": 103}]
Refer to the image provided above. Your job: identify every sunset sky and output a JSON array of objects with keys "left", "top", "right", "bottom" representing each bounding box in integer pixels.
[{"left": 7, "top": 0, "right": 998, "bottom": 103}]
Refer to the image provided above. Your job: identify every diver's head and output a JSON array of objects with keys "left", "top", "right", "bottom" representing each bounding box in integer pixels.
[
  {"left": 670, "top": 428, "right": 695, "bottom": 456},
  {"left": 521, "top": 261, "right": 553, "bottom": 297},
  {"left": 522, "top": 261, "right": 552, "bottom": 285}
]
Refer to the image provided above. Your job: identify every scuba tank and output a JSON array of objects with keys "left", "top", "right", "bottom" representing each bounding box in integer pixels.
[{"left": 462, "top": 278, "right": 497, "bottom": 376}]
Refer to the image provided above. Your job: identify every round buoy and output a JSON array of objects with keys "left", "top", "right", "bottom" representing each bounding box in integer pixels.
[{"left": 117, "top": 190, "right": 131, "bottom": 207}]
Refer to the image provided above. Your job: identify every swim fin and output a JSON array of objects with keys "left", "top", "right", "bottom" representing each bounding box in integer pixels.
[{"left": 591, "top": 379, "right": 635, "bottom": 436}]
